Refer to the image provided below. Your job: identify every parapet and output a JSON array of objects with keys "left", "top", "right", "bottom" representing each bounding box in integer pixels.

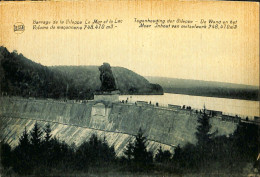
[{"left": 94, "top": 90, "right": 120, "bottom": 103}]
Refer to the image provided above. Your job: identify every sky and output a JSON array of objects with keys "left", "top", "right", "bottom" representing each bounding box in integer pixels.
[{"left": 0, "top": 1, "right": 259, "bottom": 86}]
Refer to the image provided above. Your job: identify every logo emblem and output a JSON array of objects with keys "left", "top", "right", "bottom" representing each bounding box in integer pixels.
[{"left": 14, "top": 22, "right": 25, "bottom": 34}]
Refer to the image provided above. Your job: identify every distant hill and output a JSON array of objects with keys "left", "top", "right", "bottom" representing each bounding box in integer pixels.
[
  {"left": 49, "top": 66, "right": 163, "bottom": 95},
  {"left": 146, "top": 76, "right": 259, "bottom": 101},
  {"left": 0, "top": 46, "right": 163, "bottom": 100}
]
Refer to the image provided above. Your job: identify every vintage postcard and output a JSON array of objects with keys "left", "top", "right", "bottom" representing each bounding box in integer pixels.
[{"left": 0, "top": 1, "right": 259, "bottom": 176}]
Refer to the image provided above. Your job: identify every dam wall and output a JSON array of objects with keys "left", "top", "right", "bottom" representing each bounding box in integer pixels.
[{"left": 0, "top": 97, "right": 238, "bottom": 156}]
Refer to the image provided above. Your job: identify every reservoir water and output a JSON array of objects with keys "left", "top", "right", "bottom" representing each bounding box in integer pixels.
[{"left": 119, "top": 93, "right": 259, "bottom": 119}]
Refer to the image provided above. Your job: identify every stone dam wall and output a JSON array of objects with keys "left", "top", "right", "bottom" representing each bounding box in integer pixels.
[{"left": 0, "top": 97, "right": 238, "bottom": 156}]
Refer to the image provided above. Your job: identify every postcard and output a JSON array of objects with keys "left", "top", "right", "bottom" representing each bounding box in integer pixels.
[{"left": 0, "top": 1, "right": 259, "bottom": 176}]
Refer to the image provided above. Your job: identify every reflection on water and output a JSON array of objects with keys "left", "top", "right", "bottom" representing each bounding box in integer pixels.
[{"left": 119, "top": 93, "right": 259, "bottom": 118}]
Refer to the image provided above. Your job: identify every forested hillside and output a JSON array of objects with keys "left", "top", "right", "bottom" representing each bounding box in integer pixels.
[
  {"left": 0, "top": 46, "right": 163, "bottom": 100},
  {"left": 146, "top": 76, "right": 259, "bottom": 101},
  {"left": 50, "top": 66, "right": 163, "bottom": 95},
  {"left": 0, "top": 47, "right": 74, "bottom": 99}
]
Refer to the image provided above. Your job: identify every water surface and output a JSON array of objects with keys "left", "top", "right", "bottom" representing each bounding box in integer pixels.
[{"left": 120, "top": 93, "right": 259, "bottom": 118}]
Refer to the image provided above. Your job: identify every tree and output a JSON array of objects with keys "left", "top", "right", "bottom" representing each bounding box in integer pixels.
[
  {"left": 42, "top": 124, "right": 53, "bottom": 167},
  {"left": 30, "top": 123, "right": 43, "bottom": 167},
  {"left": 195, "top": 106, "right": 212, "bottom": 147},
  {"left": 0, "top": 141, "right": 12, "bottom": 169},
  {"left": 232, "top": 122, "right": 258, "bottom": 162},
  {"left": 30, "top": 123, "right": 43, "bottom": 148},
  {"left": 171, "top": 144, "right": 183, "bottom": 170},
  {"left": 124, "top": 141, "right": 134, "bottom": 162},
  {"left": 48, "top": 137, "right": 66, "bottom": 168},
  {"left": 195, "top": 106, "right": 213, "bottom": 167},
  {"left": 173, "top": 144, "right": 182, "bottom": 160},
  {"left": 44, "top": 123, "right": 52, "bottom": 143},
  {"left": 132, "top": 128, "right": 152, "bottom": 165},
  {"left": 19, "top": 127, "right": 31, "bottom": 148},
  {"left": 75, "top": 141, "right": 90, "bottom": 171},
  {"left": 12, "top": 127, "right": 33, "bottom": 175},
  {"left": 100, "top": 136, "right": 116, "bottom": 163},
  {"left": 76, "top": 134, "right": 116, "bottom": 169},
  {"left": 155, "top": 146, "right": 172, "bottom": 163}
]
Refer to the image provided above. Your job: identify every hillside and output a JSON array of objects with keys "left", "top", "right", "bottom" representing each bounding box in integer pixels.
[
  {"left": 50, "top": 66, "right": 163, "bottom": 95},
  {"left": 146, "top": 76, "right": 259, "bottom": 101},
  {"left": 0, "top": 47, "right": 72, "bottom": 99},
  {"left": 0, "top": 46, "right": 163, "bottom": 100}
]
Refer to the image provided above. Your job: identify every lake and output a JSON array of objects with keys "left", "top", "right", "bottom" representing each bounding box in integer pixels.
[{"left": 119, "top": 93, "right": 259, "bottom": 119}]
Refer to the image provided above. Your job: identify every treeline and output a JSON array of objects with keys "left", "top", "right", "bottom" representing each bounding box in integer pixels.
[
  {"left": 0, "top": 47, "right": 93, "bottom": 100},
  {"left": 1, "top": 123, "right": 116, "bottom": 175},
  {"left": 120, "top": 110, "right": 259, "bottom": 174},
  {"left": 146, "top": 76, "right": 259, "bottom": 101},
  {"left": 170, "top": 110, "right": 259, "bottom": 174},
  {"left": 1, "top": 112, "right": 259, "bottom": 176},
  {"left": 0, "top": 46, "right": 163, "bottom": 100},
  {"left": 163, "top": 86, "right": 259, "bottom": 101}
]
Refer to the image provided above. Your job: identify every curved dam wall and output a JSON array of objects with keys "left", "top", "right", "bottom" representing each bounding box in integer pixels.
[{"left": 0, "top": 97, "right": 238, "bottom": 156}]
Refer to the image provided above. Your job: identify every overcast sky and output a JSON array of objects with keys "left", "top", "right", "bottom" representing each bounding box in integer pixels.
[{"left": 1, "top": 1, "right": 259, "bottom": 86}]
